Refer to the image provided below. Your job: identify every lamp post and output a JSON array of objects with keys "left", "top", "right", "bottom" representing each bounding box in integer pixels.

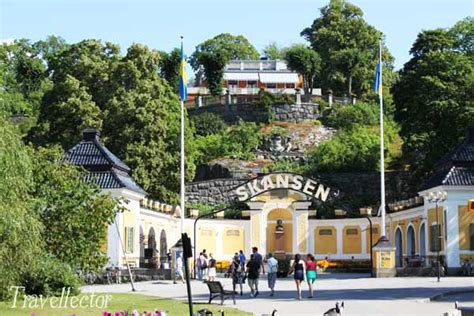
[{"left": 426, "top": 191, "right": 447, "bottom": 282}]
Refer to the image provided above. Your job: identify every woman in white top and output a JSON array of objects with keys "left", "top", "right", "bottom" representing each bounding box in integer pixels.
[{"left": 208, "top": 254, "right": 217, "bottom": 281}]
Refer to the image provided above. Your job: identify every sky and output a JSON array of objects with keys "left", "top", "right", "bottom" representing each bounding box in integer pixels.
[{"left": 1, "top": 0, "right": 472, "bottom": 70}]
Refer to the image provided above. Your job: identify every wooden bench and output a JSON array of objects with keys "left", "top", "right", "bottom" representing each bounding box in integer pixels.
[{"left": 204, "top": 281, "right": 236, "bottom": 305}]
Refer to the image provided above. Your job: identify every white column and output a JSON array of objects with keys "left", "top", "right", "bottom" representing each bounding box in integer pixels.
[
  {"left": 361, "top": 225, "right": 368, "bottom": 255},
  {"left": 445, "top": 200, "right": 461, "bottom": 268},
  {"left": 336, "top": 223, "right": 343, "bottom": 259}
]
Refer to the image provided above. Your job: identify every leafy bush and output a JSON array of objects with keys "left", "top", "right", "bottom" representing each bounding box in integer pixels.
[
  {"left": 262, "top": 159, "right": 305, "bottom": 174},
  {"left": 322, "top": 102, "right": 378, "bottom": 129},
  {"left": 277, "top": 259, "right": 291, "bottom": 278},
  {"left": 194, "top": 121, "right": 263, "bottom": 165},
  {"left": 22, "top": 255, "right": 81, "bottom": 296},
  {"left": 306, "top": 125, "right": 380, "bottom": 172},
  {"left": 191, "top": 112, "right": 227, "bottom": 137}
]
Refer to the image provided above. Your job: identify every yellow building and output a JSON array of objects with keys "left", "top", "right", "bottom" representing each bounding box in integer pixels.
[{"left": 67, "top": 128, "right": 474, "bottom": 274}]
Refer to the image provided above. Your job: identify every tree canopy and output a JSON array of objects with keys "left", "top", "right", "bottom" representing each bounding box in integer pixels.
[
  {"left": 27, "top": 40, "right": 196, "bottom": 202},
  {"left": 190, "top": 33, "right": 259, "bottom": 96},
  {"left": 284, "top": 44, "right": 321, "bottom": 101},
  {"left": 393, "top": 17, "right": 474, "bottom": 179},
  {"left": 301, "top": 0, "right": 394, "bottom": 97}
]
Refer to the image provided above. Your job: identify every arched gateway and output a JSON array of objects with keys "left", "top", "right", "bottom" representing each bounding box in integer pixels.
[{"left": 225, "top": 173, "right": 338, "bottom": 257}]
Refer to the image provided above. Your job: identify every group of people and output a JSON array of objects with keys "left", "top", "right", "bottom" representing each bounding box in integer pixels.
[
  {"left": 195, "top": 249, "right": 217, "bottom": 281},
  {"left": 225, "top": 248, "right": 319, "bottom": 300}
]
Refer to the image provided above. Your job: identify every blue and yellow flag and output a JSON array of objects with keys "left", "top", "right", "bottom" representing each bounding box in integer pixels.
[
  {"left": 179, "top": 42, "right": 187, "bottom": 102},
  {"left": 373, "top": 63, "right": 382, "bottom": 97}
]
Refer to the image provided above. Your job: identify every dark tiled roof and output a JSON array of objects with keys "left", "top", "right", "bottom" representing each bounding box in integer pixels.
[
  {"left": 420, "top": 126, "right": 474, "bottom": 191},
  {"left": 67, "top": 140, "right": 130, "bottom": 172},
  {"left": 420, "top": 167, "right": 474, "bottom": 191},
  {"left": 66, "top": 129, "right": 145, "bottom": 195}
]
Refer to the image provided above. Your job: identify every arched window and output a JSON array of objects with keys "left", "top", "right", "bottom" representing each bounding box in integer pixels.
[{"left": 395, "top": 228, "right": 403, "bottom": 267}]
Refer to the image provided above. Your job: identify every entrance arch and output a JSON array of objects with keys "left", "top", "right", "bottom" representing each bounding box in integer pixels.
[
  {"left": 148, "top": 227, "right": 156, "bottom": 251},
  {"left": 266, "top": 208, "right": 293, "bottom": 255},
  {"left": 160, "top": 229, "right": 167, "bottom": 263},
  {"left": 419, "top": 223, "right": 426, "bottom": 257},
  {"left": 407, "top": 225, "right": 416, "bottom": 257},
  {"left": 395, "top": 228, "right": 403, "bottom": 267}
]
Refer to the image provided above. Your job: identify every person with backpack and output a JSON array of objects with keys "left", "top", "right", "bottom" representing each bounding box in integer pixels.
[
  {"left": 228, "top": 255, "right": 244, "bottom": 295},
  {"left": 200, "top": 249, "right": 209, "bottom": 281}
]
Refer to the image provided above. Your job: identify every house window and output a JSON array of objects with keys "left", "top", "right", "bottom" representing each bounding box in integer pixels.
[
  {"left": 319, "top": 229, "right": 333, "bottom": 236},
  {"left": 470, "top": 223, "right": 474, "bottom": 251},
  {"left": 248, "top": 81, "right": 257, "bottom": 88},
  {"left": 346, "top": 228, "right": 359, "bottom": 235},
  {"left": 125, "top": 227, "right": 135, "bottom": 253},
  {"left": 228, "top": 80, "right": 237, "bottom": 87},
  {"left": 286, "top": 83, "right": 295, "bottom": 89},
  {"left": 266, "top": 83, "right": 276, "bottom": 89},
  {"left": 430, "top": 224, "right": 441, "bottom": 252}
]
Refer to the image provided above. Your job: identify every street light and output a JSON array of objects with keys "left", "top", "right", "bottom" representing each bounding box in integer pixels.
[{"left": 426, "top": 191, "right": 447, "bottom": 282}]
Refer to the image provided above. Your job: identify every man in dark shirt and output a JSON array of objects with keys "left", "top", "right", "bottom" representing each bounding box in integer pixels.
[
  {"left": 251, "top": 246, "right": 265, "bottom": 296},
  {"left": 246, "top": 254, "right": 260, "bottom": 297}
]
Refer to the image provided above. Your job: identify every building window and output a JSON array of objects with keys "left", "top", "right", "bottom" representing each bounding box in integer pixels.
[
  {"left": 470, "top": 223, "right": 474, "bottom": 251},
  {"left": 125, "top": 227, "right": 135, "bottom": 253},
  {"left": 319, "top": 229, "right": 333, "bottom": 236},
  {"left": 286, "top": 83, "right": 295, "bottom": 89},
  {"left": 371, "top": 227, "right": 379, "bottom": 234},
  {"left": 430, "top": 224, "right": 441, "bottom": 252},
  {"left": 228, "top": 80, "right": 237, "bottom": 87},
  {"left": 346, "top": 228, "right": 359, "bottom": 236},
  {"left": 266, "top": 83, "right": 276, "bottom": 89},
  {"left": 248, "top": 81, "right": 257, "bottom": 88}
]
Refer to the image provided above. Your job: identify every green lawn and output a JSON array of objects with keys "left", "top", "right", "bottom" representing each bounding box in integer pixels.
[{"left": 0, "top": 293, "right": 251, "bottom": 316}]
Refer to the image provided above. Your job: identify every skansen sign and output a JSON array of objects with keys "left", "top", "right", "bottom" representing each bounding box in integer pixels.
[{"left": 234, "top": 173, "right": 332, "bottom": 202}]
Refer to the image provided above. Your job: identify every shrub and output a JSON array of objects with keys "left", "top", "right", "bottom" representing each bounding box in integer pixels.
[
  {"left": 277, "top": 259, "right": 291, "bottom": 278},
  {"left": 191, "top": 112, "right": 227, "bottom": 137},
  {"left": 21, "top": 255, "right": 81, "bottom": 296},
  {"left": 322, "top": 102, "right": 378, "bottom": 130}
]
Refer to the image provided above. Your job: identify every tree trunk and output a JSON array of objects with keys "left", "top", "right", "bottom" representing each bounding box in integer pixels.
[{"left": 348, "top": 74, "right": 352, "bottom": 97}]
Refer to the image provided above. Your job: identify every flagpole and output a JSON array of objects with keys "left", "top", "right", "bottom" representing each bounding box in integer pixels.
[
  {"left": 378, "top": 39, "right": 386, "bottom": 239},
  {"left": 180, "top": 36, "right": 185, "bottom": 235}
]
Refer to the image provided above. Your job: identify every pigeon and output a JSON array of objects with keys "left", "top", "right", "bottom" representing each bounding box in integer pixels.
[{"left": 323, "top": 302, "right": 344, "bottom": 316}]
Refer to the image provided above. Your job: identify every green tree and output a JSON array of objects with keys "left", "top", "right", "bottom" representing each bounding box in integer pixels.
[
  {"left": 301, "top": 0, "right": 394, "bottom": 97},
  {"left": 393, "top": 19, "right": 474, "bottom": 178},
  {"left": 28, "top": 40, "right": 196, "bottom": 202},
  {"left": 0, "top": 119, "right": 43, "bottom": 299},
  {"left": 191, "top": 112, "right": 227, "bottom": 136},
  {"left": 190, "top": 33, "right": 259, "bottom": 96},
  {"left": 158, "top": 48, "right": 181, "bottom": 92},
  {"left": 31, "top": 146, "right": 120, "bottom": 272},
  {"left": 284, "top": 44, "right": 321, "bottom": 101},
  {"left": 323, "top": 102, "right": 378, "bottom": 129},
  {"left": 263, "top": 42, "right": 284, "bottom": 60}
]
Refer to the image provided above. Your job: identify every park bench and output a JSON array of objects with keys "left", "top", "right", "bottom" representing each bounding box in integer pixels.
[{"left": 204, "top": 281, "right": 236, "bottom": 305}]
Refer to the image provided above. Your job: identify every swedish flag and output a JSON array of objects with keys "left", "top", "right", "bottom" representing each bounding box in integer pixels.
[
  {"left": 373, "top": 63, "right": 382, "bottom": 97},
  {"left": 179, "top": 42, "right": 187, "bottom": 102}
]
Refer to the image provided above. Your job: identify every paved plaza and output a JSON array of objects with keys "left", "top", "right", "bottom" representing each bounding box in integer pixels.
[{"left": 83, "top": 273, "right": 474, "bottom": 316}]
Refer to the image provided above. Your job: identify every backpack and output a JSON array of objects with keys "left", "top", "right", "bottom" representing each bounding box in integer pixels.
[{"left": 201, "top": 257, "right": 208, "bottom": 269}]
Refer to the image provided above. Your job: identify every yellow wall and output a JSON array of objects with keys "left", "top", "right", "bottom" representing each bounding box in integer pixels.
[
  {"left": 266, "top": 223, "right": 293, "bottom": 253},
  {"left": 198, "top": 227, "right": 216, "bottom": 255},
  {"left": 343, "top": 226, "right": 362, "bottom": 254},
  {"left": 314, "top": 226, "right": 337, "bottom": 255},
  {"left": 366, "top": 224, "right": 380, "bottom": 252},
  {"left": 459, "top": 205, "right": 473, "bottom": 250},
  {"left": 223, "top": 227, "right": 245, "bottom": 255},
  {"left": 267, "top": 208, "right": 293, "bottom": 220}
]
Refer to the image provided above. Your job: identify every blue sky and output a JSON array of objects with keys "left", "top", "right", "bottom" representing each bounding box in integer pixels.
[{"left": 1, "top": 0, "right": 472, "bottom": 70}]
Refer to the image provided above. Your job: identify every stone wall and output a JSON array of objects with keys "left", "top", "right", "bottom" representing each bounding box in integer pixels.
[
  {"left": 188, "top": 103, "right": 321, "bottom": 123},
  {"left": 185, "top": 171, "right": 416, "bottom": 207}
]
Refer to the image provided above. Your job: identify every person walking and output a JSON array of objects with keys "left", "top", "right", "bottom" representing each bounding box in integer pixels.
[
  {"left": 208, "top": 253, "right": 217, "bottom": 281},
  {"left": 289, "top": 253, "right": 306, "bottom": 300},
  {"left": 239, "top": 250, "right": 246, "bottom": 269},
  {"left": 305, "top": 254, "right": 317, "bottom": 298},
  {"left": 176, "top": 254, "right": 185, "bottom": 284},
  {"left": 251, "top": 247, "right": 265, "bottom": 297},
  {"left": 200, "top": 251, "right": 209, "bottom": 281},
  {"left": 266, "top": 253, "right": 278, "bottom": 296},
  {"left": 196, "top": 252, "right": 203, "bottom": 280},
  {"left": 246, "top": 254, "right": 260, "bottom": 297},
  {"left": 228, "top": 255, "right": 244, "bottom": 295}
]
